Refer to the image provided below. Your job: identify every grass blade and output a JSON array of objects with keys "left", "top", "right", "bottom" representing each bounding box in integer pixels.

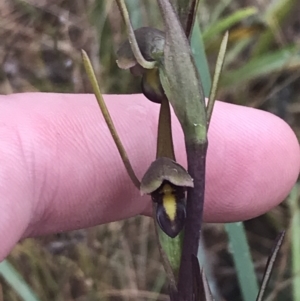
[
  {"left": 190, "top": 19, "right": 211, "bottom": 97},
  {"left": 253, "top": 0, "right": 298, "bottom": 56},
  {"left": 203, "top": 7, "right": 258, "bottom": 44},
  {"left": 288, "top": 184, "right": 300, "bottom": 301},
  {"left": 0, "top": 260, "right": 41, "bottom": 301},
  {"left": 256, "top": 231, "right": 285, "bottom": 301},
  {"left": 225, "top": 222, "right": 259, "bottom": 301},
  {"left": 221, "top": 45, "right": 300, "bottom": 88}
]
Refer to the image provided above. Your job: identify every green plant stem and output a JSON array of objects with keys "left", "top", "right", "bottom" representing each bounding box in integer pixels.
[
  {"left": 116, "top": 0, "right": 155, "bottom": 69},
  {"left": 156, "top": 1, "right": 208, "bottom": 299},
  {"left": 225, "top": 222, "right": 259, "bottom": 301},
  {"left": 81, "top": 50, "right": 140, "bottom": 188}
]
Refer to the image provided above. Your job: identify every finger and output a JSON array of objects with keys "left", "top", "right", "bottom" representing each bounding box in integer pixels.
[
  {"left": 204, "top": 100, "right": 299, "bottom": 221},
  {"left": 0, "top": 93, "right": 298, "bottom": 260}
]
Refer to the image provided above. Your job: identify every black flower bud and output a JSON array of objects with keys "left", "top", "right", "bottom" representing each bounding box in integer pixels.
[
  {"left": 140, "top": 157, "right": 193, "bottom": 238},
  {"left": 116, "top": 27, "right": 166, "bottom": 103}
]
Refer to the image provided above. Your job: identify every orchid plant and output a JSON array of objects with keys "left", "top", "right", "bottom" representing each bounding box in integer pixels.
[{"left": 82, "top": 1, "right": 285, "bottom": 300}]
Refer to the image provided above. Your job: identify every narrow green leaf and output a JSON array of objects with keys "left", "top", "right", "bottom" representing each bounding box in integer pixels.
[
  {"left": 190, "top": 19, "right": 211, "bottom": 97},
  {"left": 157, "top": 0, "right": 207, "bottom": 144},
  {"left": 81, "top": 50, "right": 140, "bottom": 188},
  {"left": 172, "top": 0, "right": 199, "bottom": 39},
  {"left": 225, "top": 222, "right": 259, "bottom": 301},
  {"left": 209, "top": 0, "right": 232, "bottom": 25},
  {"left": 288, "top": 184, "right": 300, "bottom": 301},
  {"left": 207, "top": 31, "right": 229, "bottom": 128},
  {"left": 0, "top": 260, "right": 41, "bottom": 301},
  {"left": 158, "top": 230, "right": 183, "bottom": 279}
]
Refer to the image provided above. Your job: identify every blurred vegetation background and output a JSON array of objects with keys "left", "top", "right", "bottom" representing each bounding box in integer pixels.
[{"left": 0, "top": 0, "right": 299, "bottom": 300}]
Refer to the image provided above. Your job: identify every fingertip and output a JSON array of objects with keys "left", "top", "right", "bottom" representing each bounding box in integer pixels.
[{"left": 204, "top": 102, "right": 300, "bottom": 222}]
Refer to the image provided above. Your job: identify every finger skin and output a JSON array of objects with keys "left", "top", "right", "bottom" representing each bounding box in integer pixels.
[{"left": 0, "top": 93, "right": 299, "bottom": 260}]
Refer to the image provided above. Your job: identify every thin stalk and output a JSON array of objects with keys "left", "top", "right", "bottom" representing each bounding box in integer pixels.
[
  {"left": 116, "top": 0, "right": 155, "bottom": 70},
  {"left": 81, "top": 50, "right": 140, "bottom": 188},
  {"left": 207, "top": 31, "right": 229, "bottom": 128},
  {"left": 177, "top": 141, "right": 207, "bottom": 300},
  {"left": 256, "top": 231, "right": 285, "bottom": 301}
]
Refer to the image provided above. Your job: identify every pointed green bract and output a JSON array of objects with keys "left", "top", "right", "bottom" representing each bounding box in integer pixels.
[
  {"left": 81, "top": 50, "right": 140, "bottom": 189},
  {"left": 172, "top": 0, "right": 199, "bottom": 39},
  {"left": 207, "top": 31, "right": 229, "bottom": 128},
  {"left": 157, "top": 0, "right": 207, "bottom": 144}
]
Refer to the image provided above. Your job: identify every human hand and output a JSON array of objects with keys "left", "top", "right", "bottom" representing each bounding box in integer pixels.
[{"left": 0, "top": 93, "right": 299, "bottom": 260}]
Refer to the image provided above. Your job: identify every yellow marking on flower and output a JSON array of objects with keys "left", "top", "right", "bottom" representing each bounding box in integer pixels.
[{"left": 161, "top": 183, "right": 177, "bottom": 221}]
